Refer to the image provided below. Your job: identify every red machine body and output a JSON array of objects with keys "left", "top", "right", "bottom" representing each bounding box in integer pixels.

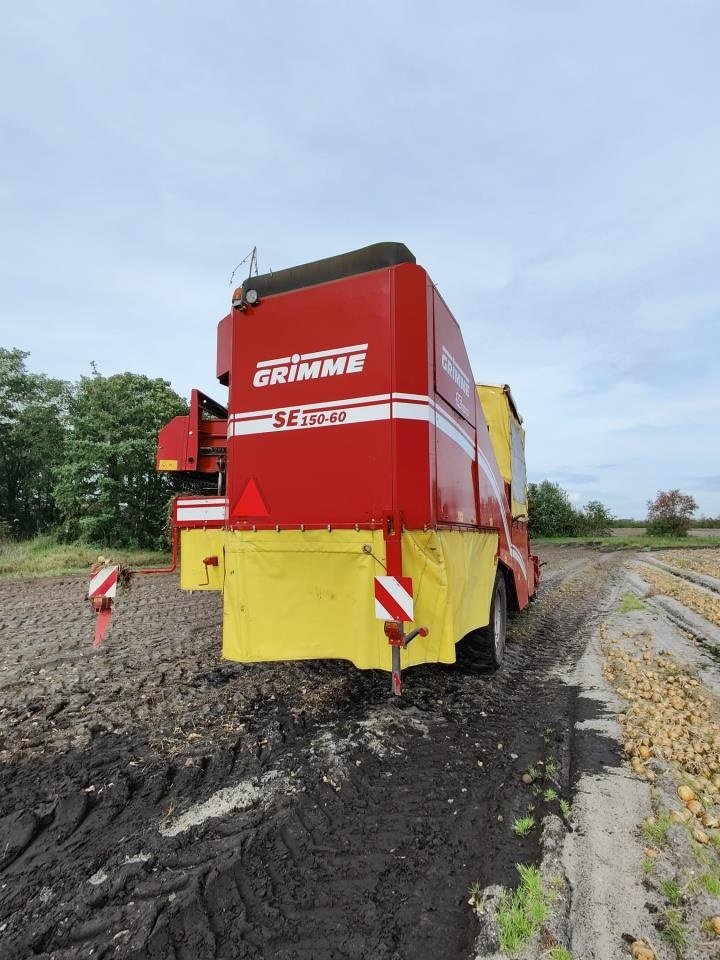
[
  {"left": 219, "top": 248, "right": 536, "bottom": 606},
  {"left": 153, "top": 243, "right": 539, "bottom": 690}
]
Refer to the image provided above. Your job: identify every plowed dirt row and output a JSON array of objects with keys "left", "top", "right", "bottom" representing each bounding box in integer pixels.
[{"left": 0, "top": 549, "right": 617, "bottom": 960}]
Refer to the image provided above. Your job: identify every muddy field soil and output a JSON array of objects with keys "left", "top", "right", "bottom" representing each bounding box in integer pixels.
[{"left": 0, "top": 548, "right": 618, "bottom": 960}]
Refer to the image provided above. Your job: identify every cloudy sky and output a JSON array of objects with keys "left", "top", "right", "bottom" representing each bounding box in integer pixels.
[{"left": 1, "top": 1, "right": 718, "bottom": 518}]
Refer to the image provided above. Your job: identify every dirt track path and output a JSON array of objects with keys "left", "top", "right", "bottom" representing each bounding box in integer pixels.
[{"left": 0, "top": 548, "right": 618, "bottom": 960}]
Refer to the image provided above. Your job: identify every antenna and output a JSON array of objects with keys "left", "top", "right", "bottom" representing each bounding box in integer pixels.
[{"left": 229, "top": 246, "right": 259, "bottom": 287}]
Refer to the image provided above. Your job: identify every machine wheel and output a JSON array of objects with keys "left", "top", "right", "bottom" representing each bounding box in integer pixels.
[{"left": 479, "top": 572, "right": 508, "bottom": 668}]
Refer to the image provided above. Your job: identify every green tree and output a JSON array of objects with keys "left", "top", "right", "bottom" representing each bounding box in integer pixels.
[
  {"left": 528, "top": 480, "right": 581, "bottom": 538},
  {"left": 54, "top": 371, "right": 187, "bottom": 547},
  {"left": 579, "top": 499, "right": 615, "bottom": 536},
  {"left": 646, "top": 489, "right": 697, "bottom": 537},
  {"left": 0, "top": 348, "right": 70, "bottom": 537}
]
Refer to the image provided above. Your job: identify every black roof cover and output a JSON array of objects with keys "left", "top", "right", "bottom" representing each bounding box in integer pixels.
[{"left": 238, "top": 242, "right": 416, "bottom": 301}]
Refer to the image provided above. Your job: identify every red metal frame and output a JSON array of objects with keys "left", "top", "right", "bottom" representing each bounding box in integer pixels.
[
  {"left": 156, "top": 389, "right": 227, "bottom": 475},
  {"left": 133, "top": 524, "right": 180, "bottom": 575}
]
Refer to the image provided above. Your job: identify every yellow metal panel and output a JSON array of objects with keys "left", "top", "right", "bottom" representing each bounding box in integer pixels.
[
  {"left": 158, "top": 459, "right": 178, "bottom": 470},
  {"left": 180, "top": 528, "right": 225, "bottom": 591},
  {"left": 222, "top": 528, "right": 498, "bottom": 671},
  {"left": 477, "top": 383, "right": 528, "bottom": 518},
  {"left": 510, "top": 418, "right": 528, "bottom": 520},
  {"left": 477, "top": 384, "right": 512, "bottom": 483}
]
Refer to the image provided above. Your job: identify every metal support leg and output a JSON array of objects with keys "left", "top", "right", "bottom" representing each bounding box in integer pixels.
[
  {"left": 391, "top": 643, "right": 402, "bottom": 697},
  {"left": 385, "top": 620, "right": 429, "bottom": 696}
]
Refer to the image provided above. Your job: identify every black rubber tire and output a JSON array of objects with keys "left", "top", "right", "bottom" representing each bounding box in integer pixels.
[
  {"left": 478, "top": 572, "right": 508, "bottom": 668},
  {"left": 456, "top": 571, "right": 508, "bottom": 671}
]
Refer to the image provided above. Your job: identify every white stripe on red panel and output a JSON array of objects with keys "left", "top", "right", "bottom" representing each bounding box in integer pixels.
[
  {"left": 224, "top": 392, "right": 527, "bottom": 580},
  {"left": 176, "top": 505, "right": 227, "bottom": 522}
]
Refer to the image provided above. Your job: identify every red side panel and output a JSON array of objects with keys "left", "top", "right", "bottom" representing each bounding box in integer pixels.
[
  {"left": 389, "top": 266, "right": 434, "bottom": 530},
  {"left": 432, "top": 290, "right": 475, "bottom": 427},
  {"left": 157, "top": 415, "right": 189, "bottom": 469},
  {"left": 432, "top": 289, "right": 477, "bottom": 525}
]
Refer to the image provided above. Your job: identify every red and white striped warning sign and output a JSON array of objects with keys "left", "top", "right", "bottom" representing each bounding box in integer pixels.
[
  {"left": 88, "top": 564, "right": 120, "bottom": 599},
  {"left": 374, "top": 576, "right": 414, "bottom": 622}
]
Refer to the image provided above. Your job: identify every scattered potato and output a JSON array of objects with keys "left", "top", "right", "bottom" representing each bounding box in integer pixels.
[
  {"left": 604, "top": 638, "right": 720, "bottom": 782},
  {"left": 655, "top": 549, "right": 720, "bottom": 581},
  {"left": 692, "top": 827, "right": 710, "bottom": 845},
  {"left": 631, "top": 939, "right": 656, "bottom": 959},
  {"left": 639, "top": 566, "right": 720, "bottom": 628}
]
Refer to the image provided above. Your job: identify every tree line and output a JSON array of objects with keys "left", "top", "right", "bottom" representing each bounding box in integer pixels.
[
  {"left": 528, "top": 480, "right": 708, "bottom": 538},
  {"left": 1, "top": 347, "right": 712, "bottom": 549},
  {"left": 0, "top": 348, "right": 187, "bottom": 548}
]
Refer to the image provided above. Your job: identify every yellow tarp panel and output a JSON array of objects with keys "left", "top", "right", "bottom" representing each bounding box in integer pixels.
[
  {"left": 510, "top": 419, "right": 528, "bottom": 520},
  {"left": 477, "top": 383, "right": 528, "bottom": 519},
  {"left": 477, "top": 384, "right": 512, "bottom": 483},
  {"left": 180, "top": 528, "right": 225, "bottom": 591},
  {"left": 222, "top": 528, "right": 498, "bottom": 671}
]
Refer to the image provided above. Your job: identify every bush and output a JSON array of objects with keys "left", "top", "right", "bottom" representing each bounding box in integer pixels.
[
  {"left": 528, "top": 481, "right": 581, "bottom": 537},
  {"left": 529, "top": 482, "right": 616, "bottom": 538},
  {"left": 579, "top": 500, "right": 615, "bottom": 537},
  {"left": 646, "top": 489, "right": 697, "bottom": 537}
]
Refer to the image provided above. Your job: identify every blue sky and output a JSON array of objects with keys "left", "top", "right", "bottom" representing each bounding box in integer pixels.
[{"left": 1, "top": 1, "right": 718, "bottom": 519}]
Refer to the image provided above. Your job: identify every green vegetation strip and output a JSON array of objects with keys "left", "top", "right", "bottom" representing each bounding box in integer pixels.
[
  {"left": 496, "top": 864, "right": 558, "bottom": 956},
  {"left": 0, "top": 535, "right": 170, "bottom": 580},
  {"left": 534, "top": 535, "right": 720, "bottom": 551},
  {"left": 661, "top": 906, "right": 689, "bottom": 955}
]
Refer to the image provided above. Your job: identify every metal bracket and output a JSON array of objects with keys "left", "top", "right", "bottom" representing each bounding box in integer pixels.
[{"left": 383, "top": 621, "right": 429, "bottom": 696}]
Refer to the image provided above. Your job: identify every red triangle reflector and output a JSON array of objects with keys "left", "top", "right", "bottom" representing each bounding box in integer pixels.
[{"left": 236, "top": 477, "right": 270, "bottom": 517}]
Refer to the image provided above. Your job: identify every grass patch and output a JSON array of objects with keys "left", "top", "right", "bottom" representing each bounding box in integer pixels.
[
  {"left": 642, "top": 857, "right": 655, "bottom": 875},
  {"left": 690, "top": 841, "right": 713, "bottom": 867},
  {"left": 544, "top": 756, "right": 558, "bottom": 778},
  {"left": 559, "top": 798, "right": 572, "bottom": 821},
  {"left": 661, "top": 907, "right": 688, "bottom": 956},
  {"left": 468, "top": 880, "right": 482, "bottom": 904},
  {"left": 548, "top": 948, "right": 572, "bottom": 960},
  {"left": 659, "top": 877, "right": 683, "bottom": 907},
  {"left": 642, "top": 814, "right": 671, "bottom": 847},
  {"left": 497, "top": 864, "right": 552, "bottom": 957},
  {"left": 619, "top": 592, "right": 646, "bottom": 613},
  {"left": 0, "top": 534, "right": 170, "bottom": 580},
  {"left": 543, "top": 787, "right": 558, "bottom": 802},
  {"left": 698, "top": 871, "right": 720, "bottom": 896},
  {"left": 512, "top": 815, "right": 535, "bottom": 838}
]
